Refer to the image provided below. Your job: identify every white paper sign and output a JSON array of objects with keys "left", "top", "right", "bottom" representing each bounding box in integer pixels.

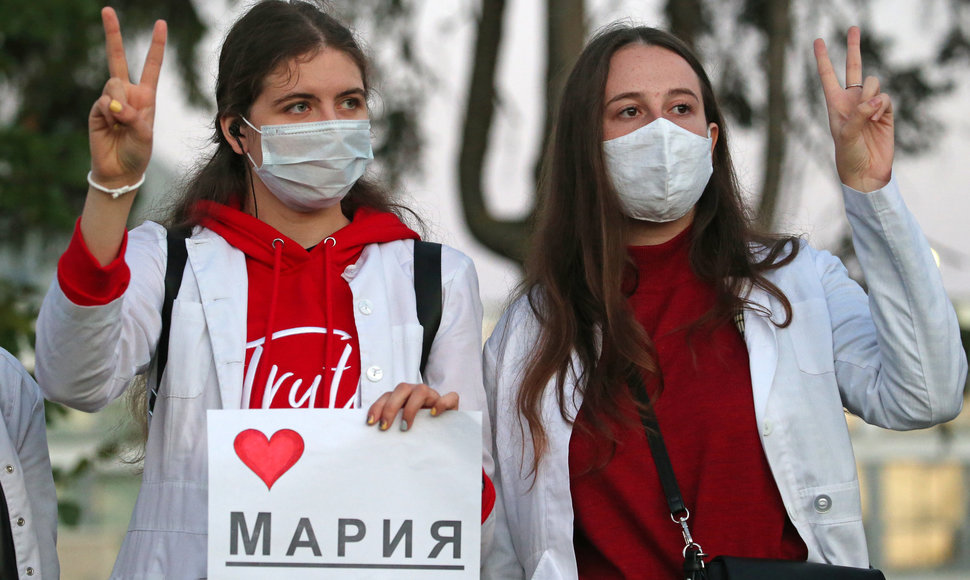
[{"left": 207, "top": 409, "right": 482, "bottom": 579}]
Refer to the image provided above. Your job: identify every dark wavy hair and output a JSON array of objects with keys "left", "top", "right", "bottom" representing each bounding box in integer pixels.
[
  {"left": 164, "top": 0, "right": 396, "bottom": 227},
  {"left": 516, "top": 23, "right": 800, "bottom": 475}
]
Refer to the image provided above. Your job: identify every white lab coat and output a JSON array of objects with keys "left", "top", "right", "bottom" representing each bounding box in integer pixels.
[
  {"left": 0, "top": 349, "right": 59, "bottom": 579},
  {"left": 482, "top": 178, "right": 966, "bottom": 579},
  {"left": 36, "top": 221, "right": 493, "bottom": 579}
]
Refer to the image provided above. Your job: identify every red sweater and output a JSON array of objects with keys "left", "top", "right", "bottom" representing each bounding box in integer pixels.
[{"left": 569, "top": 227, "right": 806, "bottom": 578}]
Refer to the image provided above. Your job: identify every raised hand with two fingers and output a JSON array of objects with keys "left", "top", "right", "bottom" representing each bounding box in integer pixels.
[
  {"left": 82, "top": 7, "right": 167, "bottom": 266},
  {"left": 89, "top": 7, "right": 167, "bottom": 191},
  {"left": 814, "top": 26, "right": 894, "bottom": 193}
]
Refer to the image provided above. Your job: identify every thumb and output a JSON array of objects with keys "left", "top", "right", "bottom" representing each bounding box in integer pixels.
[{"left": 856, "top": 94, "right": 891, "bottom": 123}]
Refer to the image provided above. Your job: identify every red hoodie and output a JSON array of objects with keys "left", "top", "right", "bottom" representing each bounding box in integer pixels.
[{"left": 197, "top": 202, "right": 419, "bottom": 409}]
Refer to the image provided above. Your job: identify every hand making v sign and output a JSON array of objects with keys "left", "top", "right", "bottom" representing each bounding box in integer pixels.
[
  {"left": 82, "top": 7, "right": 167, "bottom": 266},
  {"left": 814, "top": 26, "right": 894, "bottom": 194}
]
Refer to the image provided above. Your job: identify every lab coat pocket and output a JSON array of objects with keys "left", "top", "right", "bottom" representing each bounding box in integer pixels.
[
  {"left": 159, "top": 299, "right": 209, "bottom": 399},
  {"left": 788, "top": 299, "right": 835, "bottom": 375}
]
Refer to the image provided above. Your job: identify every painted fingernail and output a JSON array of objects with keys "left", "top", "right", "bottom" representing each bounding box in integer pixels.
[
  {"left": 379, "top": 419, "right": 388, "bottom": 431},
  {"left": 868, "top": 97, "right": 881, "bottom": 107},
  {"left": 367, "top": 415, "right": 375, "bottom": 426},
  {"left": 109, "top": 99, "right": 123, "bottom": 113},
  {"left": 430, "top": 407, "right": 438, "bottom": 417},
  {"left": 400, "top": 420, "right": 409, "bottom": 432}
]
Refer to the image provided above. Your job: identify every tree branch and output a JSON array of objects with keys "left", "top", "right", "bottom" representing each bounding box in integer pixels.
[
  {"left": 756, "top": 0, "right": 791, "bottom": 230},
  {"left": 665, "top": 0, "right": 704, "bottom": 47},
  {"left": 457, "top": 0, "right": 531, "bottom": 263}
]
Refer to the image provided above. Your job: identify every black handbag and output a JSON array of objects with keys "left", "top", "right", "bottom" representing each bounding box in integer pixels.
[
  {"left": 627, "top": 372, "right": 886, "bottom": 580},
  {"left": 705, "top": 556, "right": 886, "bottom": 579}
]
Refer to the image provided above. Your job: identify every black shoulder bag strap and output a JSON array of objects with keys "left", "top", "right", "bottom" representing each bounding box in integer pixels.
[
  {"left": 628, "top": 370, "right": 707, "bottom": 579},
  {"left": 151, "top": 227, "right": 191, "bottom": 418},
  {"left": 628, "top": 371, "right": 886, "bottom": 580},
  {"left": 413, "top": 240, "right": 442, "bottom": 377}
]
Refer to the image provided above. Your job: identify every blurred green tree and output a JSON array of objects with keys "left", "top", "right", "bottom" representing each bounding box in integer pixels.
[{"left": 0, "top": 0, "right": 210, "bottom": 525}]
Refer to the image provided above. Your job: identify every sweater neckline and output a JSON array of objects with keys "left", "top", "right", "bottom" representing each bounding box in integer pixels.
[{"left": 626, "top": 226, "right": 693, "bottom": 287}]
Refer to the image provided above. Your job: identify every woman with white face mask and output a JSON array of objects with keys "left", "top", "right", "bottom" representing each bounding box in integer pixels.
[
  {"left": 483, "top": 24, "right": 965, "bottom": 579},
  {"left": 34, "top": 1, "right": 495, "bottom": 577}
]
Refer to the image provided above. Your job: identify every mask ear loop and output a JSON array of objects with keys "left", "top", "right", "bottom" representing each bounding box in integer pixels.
[{"left": 230, "top": 120, "right": 259, "bottom": 220}]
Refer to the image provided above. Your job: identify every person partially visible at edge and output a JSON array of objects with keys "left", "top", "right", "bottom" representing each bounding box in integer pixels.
[
  {"left": 481, "top": 23, "right": 966, "bottom": 579},
  {"left": 33, "top": 1, "right": 495, "bottom": 577},
  {"left": 0, "top": 349, "right": 59, "bottom": 579}
]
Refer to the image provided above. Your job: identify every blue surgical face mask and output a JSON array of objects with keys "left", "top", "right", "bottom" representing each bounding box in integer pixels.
[{"left": 242, "top": 117, "right": 373, "bottom": 212}]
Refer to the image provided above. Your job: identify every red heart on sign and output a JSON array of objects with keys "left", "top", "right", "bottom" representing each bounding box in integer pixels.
[{"left": 233, "top": 429, "right": 305, "bottom": 490}]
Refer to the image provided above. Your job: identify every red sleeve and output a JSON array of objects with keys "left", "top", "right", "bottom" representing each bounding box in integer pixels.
[
  {"left": 482, "top": 469, "right": 496, "bottom": 524},
  {"left": 56, "top": 218, "right": 131, "bottom": 306}
]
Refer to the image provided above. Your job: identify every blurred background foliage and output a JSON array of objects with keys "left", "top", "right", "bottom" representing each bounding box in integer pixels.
[{"left": 0, "top": 0, "right": 209, "bottom": 525}]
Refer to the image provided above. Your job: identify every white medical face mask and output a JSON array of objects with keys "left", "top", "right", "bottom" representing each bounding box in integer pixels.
[
  {"left": 603, "top": 117, "right": 713, "bottom": 223},
  {"left": 242, "top": 117, "right": 373, "bottom": 212}
]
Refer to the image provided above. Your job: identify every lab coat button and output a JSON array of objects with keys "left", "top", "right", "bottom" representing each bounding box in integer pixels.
[
  {"left": 813, "top": 494, "right": 832, "bottom": 513},
  {"left": 366, "top": 366, "right": 383, "bottom": 382},
  {"left": 26, "top": 568, "right": 33, "bottom": 576},
  {"left": 16, "top": 517, "right": 25, "bottom": 526},
  {"left": 4, "top": 464, "right": 12, "bottom": 473},
  {"left": 762, "top": 421, "right": 773, "bottom": 436},
  {"left": 358, "top": 300, "right": 373, "bottom": 315}
]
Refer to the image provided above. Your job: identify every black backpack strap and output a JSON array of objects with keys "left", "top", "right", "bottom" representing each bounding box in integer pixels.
[
  {"left": 151, "top": 226, "right": 191, "bottom": 417},
  {"left": 413, "top": 240, "right": 442, "bottom": 377}
]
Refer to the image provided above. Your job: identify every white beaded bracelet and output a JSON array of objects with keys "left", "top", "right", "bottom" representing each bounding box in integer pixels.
[{"left": 86, "top": 171, "right": 146, "bottom": 199}]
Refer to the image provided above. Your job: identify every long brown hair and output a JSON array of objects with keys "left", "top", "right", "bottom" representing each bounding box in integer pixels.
[
  {"left": 517, "top": 24, "right": 799, "bottom": 474},
  {"left": 163, "top": 0, "right": 398, "bottom": 228}
]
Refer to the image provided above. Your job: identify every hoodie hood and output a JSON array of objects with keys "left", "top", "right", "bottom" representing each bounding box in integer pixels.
[{"left": 195, "top": 200, "right": 419, "bottom": 269}]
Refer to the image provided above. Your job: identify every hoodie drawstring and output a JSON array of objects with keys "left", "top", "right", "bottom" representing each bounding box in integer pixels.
[
  {"left": 323, "top": 236, "right": 336, "bottom": 406},
  {"left": 254, "top": 237, "right": 285, "bottom": 405}
]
